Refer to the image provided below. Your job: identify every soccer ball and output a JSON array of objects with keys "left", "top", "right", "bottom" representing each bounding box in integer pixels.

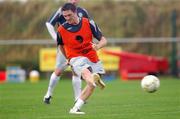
[{"left": 141, "top": 75, "right": 160, "bottom": 93}]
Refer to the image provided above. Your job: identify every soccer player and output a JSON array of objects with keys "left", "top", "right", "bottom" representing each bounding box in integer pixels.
[
  {"left": 57, "top": 3, "right": 107, "bottom": 114},
  {"left": 43, "top": 0, "right": 90, "bottom": 104}
]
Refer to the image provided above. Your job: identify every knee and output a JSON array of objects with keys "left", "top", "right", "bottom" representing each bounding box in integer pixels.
[
  {"left": 81, "top": 69, "right": 95, "bottom": 87},
  {"left": 54, "top": 68, "right": 62, "bottom": 76},
  {"left": 81, "top": 69, "right": 91, "bottom": 80}
]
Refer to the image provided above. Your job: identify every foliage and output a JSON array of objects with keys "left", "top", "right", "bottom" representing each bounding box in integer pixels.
[{"left": 0, "top": 1, "right": 180, "bottom": 39}]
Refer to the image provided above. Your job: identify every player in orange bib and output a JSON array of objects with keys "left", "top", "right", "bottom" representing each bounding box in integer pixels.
[
  {"left": 58, "top": 17, "right": 99, "bottom": 63},
  {"left": 57, "top": 3, "right": 107, "bottom": 114}
]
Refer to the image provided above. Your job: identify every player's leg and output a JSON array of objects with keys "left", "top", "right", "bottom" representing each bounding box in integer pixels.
[
  {"left": 43, "top": 48, "right": 68, "bottom": 104},
  {"left": 43, "top": 68, "right": 62, "bottom": 104},
  {"left": 91, "top": 61, "right": 106, "bottom": 89},
  {"left": 70, "top": 60, "right": 106, "bottom": 112},
  {"left": 72, "top": 73, "right": 82, "bottom": 101},
  {"left": 69, "top": 57, "right": 97, "bottom": 114},
  {"left": 70, "top": 68, "right": 95, "bottom": 114}
]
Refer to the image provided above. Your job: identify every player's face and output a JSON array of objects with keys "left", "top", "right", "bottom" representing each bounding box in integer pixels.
[
  {"left": 63, "top": 10, "right": 77, "bottom": 24},
  {"left": 68, "top": 0, "right": 79, "bottom": 5}
]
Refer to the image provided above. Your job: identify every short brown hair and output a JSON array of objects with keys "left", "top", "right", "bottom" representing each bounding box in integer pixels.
[{"left": 61, "top": 3, "right": 76, "bottom": 13}]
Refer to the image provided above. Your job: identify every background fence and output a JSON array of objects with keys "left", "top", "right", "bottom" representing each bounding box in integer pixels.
[{"left": 0, "top": 37, "right": 180, "bottom": 78}]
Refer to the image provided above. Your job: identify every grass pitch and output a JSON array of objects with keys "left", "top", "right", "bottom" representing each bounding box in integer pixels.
[{"left": 0, "top": 76, "right": 180, "bottom": 119}]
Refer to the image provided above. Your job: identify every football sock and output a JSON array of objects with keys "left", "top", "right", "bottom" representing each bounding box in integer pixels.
[
  {"left": 72, "top": 75, "right": 82, "bottom": 101},
  {"left": 45, "top": 72, "right": 60, "bottom": 98},
  {"left": 73, "top": 98, "right": 85, "bottom": 110}
]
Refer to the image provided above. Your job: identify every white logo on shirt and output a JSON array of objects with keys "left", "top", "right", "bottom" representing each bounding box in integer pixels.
[
  {"left": 78, "top": 13, "right": 83, "bottom": 18},
  {"left": 67, "top": 27, "right": 72, "bottom": 31}
]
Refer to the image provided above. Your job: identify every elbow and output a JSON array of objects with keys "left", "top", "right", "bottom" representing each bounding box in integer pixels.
[
  {"left": 105, "top": 39, "right": 107, "bottom": 46},
  {"left": 45, "top": 22, "right": 48, "bottom": 26},
  {"left": 46, "top": 22, "right": 54, "bottom": 29},
  {"left": 103, "top": 37, "right": 107, "bottom": 46},
  {"left": 45, "top": 22, "right": 50, "bottom": 27}
]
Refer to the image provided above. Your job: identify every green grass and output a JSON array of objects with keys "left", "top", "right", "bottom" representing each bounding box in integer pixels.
[{"left": 0, "top": 77, "right": 180, "bottom": 119}]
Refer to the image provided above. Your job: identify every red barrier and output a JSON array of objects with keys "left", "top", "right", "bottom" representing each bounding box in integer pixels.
[
  {"left": 103, "top": 50, "right": 169, "bottom": 80},
  {"left": 0, "top": 71, "right": 6, "bottom": 83}
]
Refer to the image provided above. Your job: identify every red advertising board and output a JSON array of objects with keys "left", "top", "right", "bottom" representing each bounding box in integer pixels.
[{"left": 103, "top": 50, "right": 169, "bottom": 80}]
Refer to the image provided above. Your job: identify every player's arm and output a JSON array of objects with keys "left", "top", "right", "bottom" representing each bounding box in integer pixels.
[
  {"left": 56, "top": 32, "right": 67, "bottom": 58},
  {"left": 46, "top": 8, "right": 61, "bottom": 41},
  {"left": 59, "top": 45, "right": 67, "bottom": 59},
  {"left": 89, "top": 20, "right": 107, "bottom": 50},
  {"left": 92, "top": 36, "right": 107, "bottom": 51}
]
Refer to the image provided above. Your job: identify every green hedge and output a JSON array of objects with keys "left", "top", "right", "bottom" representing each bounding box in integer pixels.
[{"left": 0, "top": 0, "right": 180, "bottom": 39}]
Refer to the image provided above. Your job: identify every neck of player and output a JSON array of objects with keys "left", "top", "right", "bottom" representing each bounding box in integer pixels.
[{"left": 71, "top": 15, "right": 79, "bottom": 25}]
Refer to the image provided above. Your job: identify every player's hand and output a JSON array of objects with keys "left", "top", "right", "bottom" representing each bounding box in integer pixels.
[
  {"left": 91, "top": 42, "right": 99, "bottom": 51},
  {"left": 66, "top": 59, "right": 70, "bottom": 65}
]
